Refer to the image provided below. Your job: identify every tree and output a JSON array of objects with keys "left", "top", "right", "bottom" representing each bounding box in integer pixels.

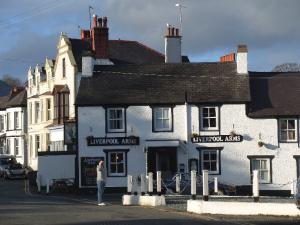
[
  {"left": 1, "top": 74, "right": 22, "bottom": 87},
  {"left": 272, "top": 63, "right": 300, "bottom": 72}
]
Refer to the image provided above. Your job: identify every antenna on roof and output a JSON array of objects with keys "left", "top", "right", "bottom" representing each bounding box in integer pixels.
[
  {"left": 175, "top": 3, "right": 186, "bottom": 34},
  {"left": 89, "top": 6, "right": 93, "bottom": 30}
]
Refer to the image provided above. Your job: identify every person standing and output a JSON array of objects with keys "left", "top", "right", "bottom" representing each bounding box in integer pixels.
[{"left": 96, "top": 160, "right": 106, "bottom": 206}]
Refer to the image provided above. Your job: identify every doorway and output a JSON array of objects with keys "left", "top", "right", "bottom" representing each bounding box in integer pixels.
[{"left": 147, "top": 147, "right": 177, "bottom": 179}]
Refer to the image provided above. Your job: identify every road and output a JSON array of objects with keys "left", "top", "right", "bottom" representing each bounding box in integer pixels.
[{"left": 1, "top": 179, "right": 300, "bottom": 225}]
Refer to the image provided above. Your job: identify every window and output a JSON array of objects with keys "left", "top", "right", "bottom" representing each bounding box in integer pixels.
[
  {"left": 29, "top": 136, "right": 33, "bottom": 158},
  {"left": 35, "top": 102, "right": 40, "bottom": 123},
  {"left": 46, "top": 99, "right": 51, "bottom": 120},
  {"left": 29, "top": 103, "right": 32, "bottom": 124},
  {"left": 0, "top": 115, "right": 4, "bottom": 131},
  {"left": 200, "top": 106, "right": 219, "bottom": 130},
  {"left": 14, "top": 112, "right": 19, "bottom": 129},
  {"left": 104, "top": 150, "right": 129, "bottom": 177},
  {"left": 35, "top": 135, "right": 40, "bottom": 154},
  {"left": 153, "top": 107, "right": 173, "bottom": 132},
  {"left": 14, "top": 138, "right": 19, "bottom": 155},
  {"left": 201, "top": 150, "right": 220, "bottom": 175},
  {"left": 106, "top": 108, "right": 125, "bottom": 132},
  {"left": 7, "top": 113, "right": 10, "bottom": 130},
  {"left": 6, "top": 139, "right": 10, "bottom": 155},
  {"left": 250, "top": 157, "right": 272, "bottom": 183},
  {"left": 40, "top": 100, "right": 44, "bottom": 122},
  {"left": 0, "top": 139, "right": 5, "bottom": 154},
  {"left": 279, "top": 119, "right": 297, "bottom": 142},
  {"left": 54, "top": 92, "right": 69, "bottom": 124},
  {"left": 62, "top": 58, "right": 66, "bottom": 78}
]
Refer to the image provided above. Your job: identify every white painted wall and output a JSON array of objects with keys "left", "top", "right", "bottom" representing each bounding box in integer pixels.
[
  {"left": 38, "top": 154, "right": 76, "bottom": 186},
  {"left": 78, "top": 103, "right": 300, "bottom": 191}
]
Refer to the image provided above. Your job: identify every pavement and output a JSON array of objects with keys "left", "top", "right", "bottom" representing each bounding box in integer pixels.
[{"left": 1, "top": 179, "right": 300, "bottom": 225}]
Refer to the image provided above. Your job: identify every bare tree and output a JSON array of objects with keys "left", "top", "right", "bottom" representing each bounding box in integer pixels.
[
  {"left": 272, "top": 63, "right": 300, "bottom": 72},
  {"left": 1, "top": 74, "right": 22, "bottom": 87}
]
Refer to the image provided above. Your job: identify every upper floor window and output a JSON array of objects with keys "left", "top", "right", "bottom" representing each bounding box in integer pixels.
[
  {"left": 0, "top": 115, "right": 4, "bottom": 132},
  {"left": 62, "top": 58, "right": 66, "bottom": 78},
  {"left": 53, "top": 85, "right": 69, "bottom": 124},
  {"left": 200, "top": 106, "right": 219, "bottom": 130},
  {"left": 106, "top": 108, "right": 125, "bottom": 133},
  {"left": 279, "top": 119, "right": 297, "bottom": 142},
  {"left": 14, "top": 112, "right": 20, "bottom": 129},
  {"left": 153, "top": 107, "right": 173, "bottom": 132},
  {"left": 46, "top": 98, "right": 51, "bottom": 120},
  {"left": 7, "top": 113, "right": 10, "bottom": 130},
  {"left": 29, "top": 103, "right": 32, "bottom": 125},
  {"left": 35, "top": 102, "right": 40, "bottom": 123}
]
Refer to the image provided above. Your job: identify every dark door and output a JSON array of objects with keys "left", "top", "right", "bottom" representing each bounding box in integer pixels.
[{"left": 147, "top": 147, "right": 177, "bottom": 179}]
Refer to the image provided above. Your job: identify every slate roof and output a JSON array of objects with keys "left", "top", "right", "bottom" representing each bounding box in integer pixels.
[
  {"left": 0, "top": 96, "right": 9, "bottom": 110},
  {"left": 6, "top": 89, "right": 27, "bottom": 108},
  {"left": 248, "top": 72, "right": 300, "bottom": 117},
  {"left": 69, "top": 39, "right": 188, "bottom": 71},
  {"left": 76, "top": 62, "right": 250, "bottom": 106}
]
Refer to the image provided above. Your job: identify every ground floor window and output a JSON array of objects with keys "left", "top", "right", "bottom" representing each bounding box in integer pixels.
[
  {"left": 0, "top": 139, "right": 5, "bottom": 154},
  {"left": 294, "top": 156, "right": 300, "bottom": 179},
  {"left": 248, "top": 155, "right": 274, "bottom": 184},
  {"left": 104, "top": 150, "right": 129, "bottom": 177},
  {"left": 198, "top": 147, "right": 222, "bottom": 175},
  {"left": 14, "top": 138, "right": 19, "bottom": 155}
]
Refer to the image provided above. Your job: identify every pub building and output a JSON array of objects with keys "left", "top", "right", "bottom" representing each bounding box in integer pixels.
[{"left": 76, "top": 26, "right": 300, "bottom": 195}]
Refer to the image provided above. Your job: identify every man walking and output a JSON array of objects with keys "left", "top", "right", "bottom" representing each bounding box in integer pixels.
[{"left": 97, "top": 160, "right": 106, "bottom": 206}]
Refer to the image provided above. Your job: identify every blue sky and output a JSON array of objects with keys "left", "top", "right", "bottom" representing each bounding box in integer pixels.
[{"left": 0, "top": 0, "right": 300, "bottom": 81}]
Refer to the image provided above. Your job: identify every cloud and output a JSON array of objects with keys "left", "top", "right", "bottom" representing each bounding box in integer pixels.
[{"left": 0, "top": 0, "right": 300, "bottom": 80}]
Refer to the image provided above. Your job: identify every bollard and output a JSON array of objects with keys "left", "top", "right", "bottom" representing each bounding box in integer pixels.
[
  {"left": 133, "top": 176, "right": 138, "bottom": 195},
  {"left": 148, "top": 172, "right": 153, "bottom": 195},
  {"left": 140, "top": 174, "right": 146, "bottom": 195},
  {"left": 191, "top": 170, "right": 196, "bottom": 200},
  {"left": 127, "top": 175, "right": 133, "bottom": 195},
  {"left": 291, "top": 180, "right": 295, "bottom": 197},
  {"left": 214, "top": 177, "right": 218, "bottom": 195},
  {"left": 202, "top": 170, "right": 209, "bottom": 201},
  {"left": 157, "top": 171, "right": 162, "bottom": 196},
  {"left": 36, "top": 173, "right": 41, "bottom": 193},
  {"left": 46, "top": 179, "right": 50, "bottom": 194},
  {"left": 176, "top": 174, "right": 180, "bottom": 193},
  {"left": 252, "top": 170, "right": 259, "bottom": 202}
]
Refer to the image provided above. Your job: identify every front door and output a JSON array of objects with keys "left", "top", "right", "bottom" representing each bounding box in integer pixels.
[{"left": 147, "top": 147, "right": 177, "bottom": 179}]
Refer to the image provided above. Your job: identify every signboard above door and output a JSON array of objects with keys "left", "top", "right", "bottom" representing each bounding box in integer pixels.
[
  {"left": 191, "top": 135, "right": 243, "bottom": 143},
  {"left": 87, "top": 136, "right": 140, "bottom": 146}
]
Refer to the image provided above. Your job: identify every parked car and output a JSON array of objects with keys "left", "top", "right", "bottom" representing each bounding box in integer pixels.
[{"left": 0, "top": 155, "right": 27, "bottom": 179}]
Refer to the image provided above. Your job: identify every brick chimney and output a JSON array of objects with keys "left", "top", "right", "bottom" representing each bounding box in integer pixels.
[
  {"left": 165, "top": 25, "right": 182, "bottom": 63},
  {"left": 80, "top": 29, "right": 91, "bottom": 40},
  {"left": 236, "top": 45, "right": 248, "bottom": 74},
  {"left": 91, "top": 15, "right": 109, "bottom": 59}
]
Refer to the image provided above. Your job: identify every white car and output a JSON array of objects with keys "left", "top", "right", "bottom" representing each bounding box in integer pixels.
[{"left": 0, "top": 155, "right": 17, "bottom": 178}]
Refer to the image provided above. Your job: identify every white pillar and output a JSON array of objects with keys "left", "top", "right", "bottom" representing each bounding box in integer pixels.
[
  {"left": 252, "top": 170, "right": 259, "bottom": 202},
  {"left": 127, "top": 175, "right": 133, "bottom": 195},
  {"left": 214, "top": 177, "right": 218, "bottom": 195},
  {"left": 133, "top": 176, "right": 138, "bottom": 195},
  {"left": 191, "top": 170, "right": 196, "bottom": 199},
  {"left": 291, "top": 180, "right": 295, "bottom": 197},
  {"left": 46, "top": 179, "right": 50, "bottom": 194},
  {"left": 36, "top": 173, "right": 41, "bottom": 193},
  {"left": 176, "top": 174, "right": 181, "bottom": 193},
  {"left": 140, "top": 174, "right": 145, "bottom": 195},
  {"left": 202, "top": 170, "right": 209, "bottom": 201},
  {"left": 157, "top": 171, "right": 162, "bottom": 195},
  {"left": 148, "top": 172, "right": 153, "bottom": 195}
]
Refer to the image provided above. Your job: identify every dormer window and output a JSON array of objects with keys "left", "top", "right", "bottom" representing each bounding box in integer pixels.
[
  {"left": 152, "top": 107, "right": 173, "bottom": 132},
  {"left": 106, "top": 108, "right": 125, "bottom": 133},
  {"left": 279, "top": 119, "right": 297, "bottom": 142}
]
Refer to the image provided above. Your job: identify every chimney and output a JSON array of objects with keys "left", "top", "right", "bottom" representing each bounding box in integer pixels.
[
  {"left": 82, "top": 51, "right": 94, "bottom": 77},
  {"left": 165, "top": 25, "right": 182, "bottom": 63},
  {"left": 91, "top": 15, "right": 109, "bottom": 59},
  {"left": 80, "top": 29, "right": 91, "bottom": 40},
  {"left": 236, "top": 45, "right": 248, "bottom": 74},
  {"left": 220, "top": 53, "right": 235, "bottom": 62}
]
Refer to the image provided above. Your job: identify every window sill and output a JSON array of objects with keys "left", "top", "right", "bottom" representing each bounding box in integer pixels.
[
  {"left": 107, "top": 174, "right": 126, "bottom": 177},
  {"left": 106, "top": 130, "right": 126, "bottom": 133}
]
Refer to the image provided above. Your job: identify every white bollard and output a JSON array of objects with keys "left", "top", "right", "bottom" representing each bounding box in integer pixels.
[
  {"left": 157, "top": 171, "right": 162, "bottom": 195},
  {"left": 252, "top": 170, "right": 260, "bottom": 202},
  {"left": 202, "top": 170, "right": 209, "bottom": 201},
  {"left": 46, "top": 179, "right": 50, "bottom": 194},
  {"left": 36, "top": 173, "right": 41, "bottom": 193},
  {"left": 291, "top": 180, "right": 295, "bottom": 197},
  {"left": 127, "top": 175, "right": 133, "bottom": 195},
  {"left": 176, "top": 174, "right": 181, "bottom": 193},
  {"left": 191, "top": 170, "right": 197, "bottom": 200},
  {"left": 148, "top": 172, "right": 153, "bottom": 195},
  {"left": 140, "top": 174, "right": 146, "bottom": 195},
  {"left": 214, "top": 177, "right": 218, "bottom": 195}
]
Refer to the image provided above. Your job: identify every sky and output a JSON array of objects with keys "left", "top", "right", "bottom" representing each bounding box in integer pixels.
[{"left": 0, "top": 0, "right": 300, "bottom": 82}]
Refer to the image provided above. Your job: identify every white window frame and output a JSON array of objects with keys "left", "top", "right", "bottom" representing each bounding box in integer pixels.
[
  {"left": 106, "top": 108, "right": 125, "bottom": 132},
  {"left": 251, "top": 158, "right": 271, "bottom": 183},
  {"left": 14, "top": 112, "right": 20, "bottom": 129},
  {"left": 14, "top": 138, "right": 19, "bottom": 156},
  {"left": 35, "top": 135, "right": 40, "bottom": 155},
  {"left": 200, "top": 106, "right": 219, "bottom": 130},
  {"left": 46, "top": 98, "right": 51, "bottom": 120},
  {"left": 201, "top": 150, "right": 220, "bottom": 175},
  {"left": 107, "top": 151, "right": 126, "bottom": 177},
  {"left": 279, "top": 118, "right": 297, "bottom": 142},
  {"left": 153, "top": 107, "right": 172, "bottom": 132}
]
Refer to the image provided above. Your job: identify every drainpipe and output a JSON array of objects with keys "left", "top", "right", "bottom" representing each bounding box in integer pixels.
[{"left": 185, "top": 91, "right": 190, "bottom": 173}]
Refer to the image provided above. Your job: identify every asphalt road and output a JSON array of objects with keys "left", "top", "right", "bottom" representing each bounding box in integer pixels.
[{"left": 1, "top": 179, "right": 300, "bottom": 225}]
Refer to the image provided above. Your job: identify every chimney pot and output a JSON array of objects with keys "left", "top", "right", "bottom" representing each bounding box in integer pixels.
[
  {"left": 171, "top": 27, "right": 175, "bottom": 36},
  {"left": 93, "top": 14, "right": 98, "bottom": 27},
  {"left": 98, "top": 18, "right": 103, "bottom": 28},
  {"left": 175, "top": 28, "right": 179, "bottom": 36},
  {"left": 103, "top": 17, "right": 107, "bottom": 28}
]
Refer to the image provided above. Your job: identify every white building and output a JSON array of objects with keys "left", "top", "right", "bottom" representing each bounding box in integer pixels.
[
  {"left": 0, "top": 87, "right": 27, "bottom": 165},
  {"left": 76, "top": 26, "right": 300, "bottom": 195}
]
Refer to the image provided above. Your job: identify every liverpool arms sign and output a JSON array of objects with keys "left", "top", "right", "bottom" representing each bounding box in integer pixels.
[{"left": 191, "top": 135, "right": 243, "bottom": 143}]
